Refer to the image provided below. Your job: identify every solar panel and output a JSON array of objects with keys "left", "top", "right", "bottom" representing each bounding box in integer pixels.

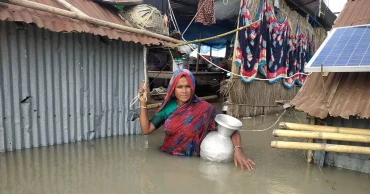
[{"left": 305, "top": 24, "right": 370, "bottom": 72}]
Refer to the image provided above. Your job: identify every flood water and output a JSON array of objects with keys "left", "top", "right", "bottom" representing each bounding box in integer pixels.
[{"left": 0, "top": 105, "right": 369, "bottom": 194}]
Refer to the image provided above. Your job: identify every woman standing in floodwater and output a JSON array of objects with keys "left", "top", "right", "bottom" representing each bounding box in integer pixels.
[{"left": 138, "top": 69, "right": 255, "bottom": 170}]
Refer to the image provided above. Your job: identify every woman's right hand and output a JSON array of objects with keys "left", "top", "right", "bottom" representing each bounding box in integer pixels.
[{"left": 138, "top": 80, "right": 148, "bottom": 103}]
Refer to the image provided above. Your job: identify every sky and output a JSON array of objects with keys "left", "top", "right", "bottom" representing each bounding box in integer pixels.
[{"left": 325, "top": 0, "right": 347, "bottom": 15}]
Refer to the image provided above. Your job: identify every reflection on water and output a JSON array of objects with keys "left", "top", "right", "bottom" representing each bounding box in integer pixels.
[{"left": 0, "top": 110, "right": 369, "bottom": 194}]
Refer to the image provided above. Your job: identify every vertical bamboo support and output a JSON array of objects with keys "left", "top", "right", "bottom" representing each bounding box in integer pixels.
[
  {"left": 230, "top": 0, "right": 242, "bottom": 75},
  {"left": 196, "top": 32, "right": 202, "bottom": 72},
  {"left": 227, "top": 0, "right": 243, "bottom": 115},
  {"left": 307, "top": 118, "right": 315, "bottom": 163}
]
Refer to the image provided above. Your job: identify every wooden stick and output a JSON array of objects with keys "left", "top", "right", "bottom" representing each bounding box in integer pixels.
[
  {"left": 271, "top": 141, "right": 370, "bottom": 155},
  {"left": 273, "top": 129, "right": 370, "bottom": 143},
  {"left": 8, "top": 0, "right": 182, "bottom": 44},
  {"left": 279, "top": 122, "right": 370, "bottom": 136},
  {"left": 55, "top": 0, "right": 88, "bottom": 16},
  {"left": 175, "top": 19, "right": 261, "bottom": 46},
  {"left": 307, "top": 118, "right": 315, "bottom": 163}
]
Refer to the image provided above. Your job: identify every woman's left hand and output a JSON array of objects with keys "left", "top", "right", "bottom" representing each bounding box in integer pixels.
[{"left": 234, "top": 149, "right": 255, "bottom": 170}]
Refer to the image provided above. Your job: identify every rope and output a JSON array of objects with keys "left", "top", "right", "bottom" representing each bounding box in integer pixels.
[
  {"left": 182, "top": 0, "right": 208, "bottom": 35},
  {"left": 239, "top": 110, "right": 287, "bottom": 132},
  {"left": 168, "top": 0, "right": 180, "bottom": 31},
  {"left": 223, "top": 0, "right": 228, "bottom": 5}
]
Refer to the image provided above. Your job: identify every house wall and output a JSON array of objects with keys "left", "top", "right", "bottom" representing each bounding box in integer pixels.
[
  {"left": 313, "top": 116, "right": 370, "bottom": 173},
  {"left": 0, "top": 21, "right": 145, "bottom": 152}
]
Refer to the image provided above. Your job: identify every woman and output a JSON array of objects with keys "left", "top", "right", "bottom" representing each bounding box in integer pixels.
[{"left": 138, "top": 69, "right": 255, "bottom": 170}]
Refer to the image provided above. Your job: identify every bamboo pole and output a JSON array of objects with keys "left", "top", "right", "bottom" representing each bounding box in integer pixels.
[
  {"left": 147, "top": 95, "right": 218, "bottom": 109},
  {"left": 307, "top": 119, "right": 315, "bottom": 163},
  {"left": 279, "top": 122, "right": 370, "bottom": 136},
  {"left": 8, "top": 0, "right": 183, "bottom": 44},
  {"left": 227, "top": 0, "right": 243, "bottom": 115},
  {"left": 230, "top": 0, "right": 243, "bottom": 75},
  {"left": 175, "top": 19, "right": 261, "bottom": 46},
  {"left": 55, "top": 0, "right": 88, "bottom": 16},
  {"left": 273, "top": 129, "right": 370, "bottom": 143},
  {"left": 196, "top": 32, "right": 202, "bottom": 72},
  {"left": 271, "top": 141, "right": 370, "bottom": 155}
]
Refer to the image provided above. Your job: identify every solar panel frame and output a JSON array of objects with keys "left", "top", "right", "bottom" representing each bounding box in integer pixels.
[{"left": 305, "top": 24, "right": 370, "bottom": 72}]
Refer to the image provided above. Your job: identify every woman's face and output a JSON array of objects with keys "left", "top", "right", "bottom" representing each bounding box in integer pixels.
[{"left": 174, "top": 76, "right": 192, "bottom": 104}]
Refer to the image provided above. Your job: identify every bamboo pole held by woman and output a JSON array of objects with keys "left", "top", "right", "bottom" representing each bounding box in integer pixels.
[
  {"left": 271, "top": 141, "right": 370, "bottom": 155},
  {"left": 273, "top": 129, "right": 370, "bottom": 143},
  {"left": 279, "top": 122, "right": 370, "bottom": 136}
]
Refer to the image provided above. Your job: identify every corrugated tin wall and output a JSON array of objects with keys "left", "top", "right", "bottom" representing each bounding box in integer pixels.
[
  {"left": 0, "top": 21, "right": 145, "bottom": 152},
  {"left": 313, "top": 116, "right": 370, "bottom": 173}
]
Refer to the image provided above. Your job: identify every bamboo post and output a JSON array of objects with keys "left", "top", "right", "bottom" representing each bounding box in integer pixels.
[
  {"left": 307, "top": 118, "right": 315, "bottom": 163},
  {"left": 55, "top": 0, "right": 88, "bottom": 16},
  {"left": 196, "top": 31, "right": 202, "bottom": 72},
  {"left": 8, "top": 0, "right": 182, "bottom": 44},
  {"left": 273, "top": 129, "right": 370, "bottom": 143},
  {"left": 271, "top": 141, "right": 370, "bottom": 155},
  {"left": 227, "top": 0, "right": 243, "bottom": 115},
  {"left": 279, "top": 122, "right": 370, "bottom": 136},
  {"left": 230, "top": 0, "right": 243, "bottom": 75}
]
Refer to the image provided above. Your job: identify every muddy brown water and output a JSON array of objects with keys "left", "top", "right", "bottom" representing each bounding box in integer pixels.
[{"left": 1, "top": 106, "right": 369, "bottom": 194}]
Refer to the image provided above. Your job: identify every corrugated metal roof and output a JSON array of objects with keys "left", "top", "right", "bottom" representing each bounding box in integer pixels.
[
  {"left": 0, "top": 0, "right": 169, "bottom": 45},
  {"left": 333, "top": 0, "right": 370, "bottom": 27},
  {"left": 291, "top": 0, "right": 370, "bottom": 119},
  {"left": 291, "top": 73, "right": 370, "bottom": 119}
]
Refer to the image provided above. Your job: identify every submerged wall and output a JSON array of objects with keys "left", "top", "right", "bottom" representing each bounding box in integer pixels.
[
  {"left": 0, "top": 21, "right": 145, "bottom": 152},
  {"left": 313, "top": 116, "right": 370, "bottom": 174}
]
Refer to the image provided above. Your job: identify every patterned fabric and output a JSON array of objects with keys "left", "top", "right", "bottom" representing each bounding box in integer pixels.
[
  {"left": 284, "top": 25, "right": 300, "bottom": 88},
  {"left": 157, "top": 69, "right": 218, "bottom": 156},
  {"left": 259, "top": 1, "right": 290, "bottom": 83},
  {"left": 195, "top": 0, "right": 216, "bottom": 26},
  {"left": 235, "top": 0, "right": 312, "bottom": 88},
  {"left": 235, "top": 0, "right": 262, "bottom": 82},
  {"left": 296, "top": 31, "right": 308, "bottom": 84},
  {"left": 284, "top": 26, "right": 310, "bottom": 87}
]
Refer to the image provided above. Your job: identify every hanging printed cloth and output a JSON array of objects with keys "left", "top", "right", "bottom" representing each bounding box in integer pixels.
[
  {"left": 235, "top": 0, "right": 263, "bottom": 82},
  {"left": 195, "top": 0, "right": 216, "bottom": 26},
  {"left": 307, "top": 34, "right": 315, "bottom": 62},
  {"left": 259, "top": 1, "right": 290, "bottom": 83},
  {"left": 284, "top": 25, "right": 300, "bottom": 88},
  {"left": 296, "top": 29, "right": 309, "bottom": 85}
]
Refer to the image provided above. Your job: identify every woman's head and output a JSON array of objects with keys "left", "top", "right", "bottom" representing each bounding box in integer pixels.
[
  {"left": 174, "top": 75, "right": 192, "bottom": 104},
  {"left": 164, "top": 69, "right": 196, "bottom": 105}
]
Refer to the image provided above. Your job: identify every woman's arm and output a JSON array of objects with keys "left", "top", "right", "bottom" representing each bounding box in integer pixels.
[
  {"left": 138, "top": 81, "right": 156, "bottom": 135},
  {"left": 231, "top": 131, "right": 255, "bottom": 170}
]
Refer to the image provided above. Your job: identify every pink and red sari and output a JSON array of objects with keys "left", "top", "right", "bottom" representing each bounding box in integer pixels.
[{"left": 157, "top": 69, "right": 218, "bottom": 156}]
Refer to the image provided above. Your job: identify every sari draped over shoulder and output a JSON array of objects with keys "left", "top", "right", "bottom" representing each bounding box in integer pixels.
[{"left": 157, "top": 69, "right": 218, "bottom": 156}]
